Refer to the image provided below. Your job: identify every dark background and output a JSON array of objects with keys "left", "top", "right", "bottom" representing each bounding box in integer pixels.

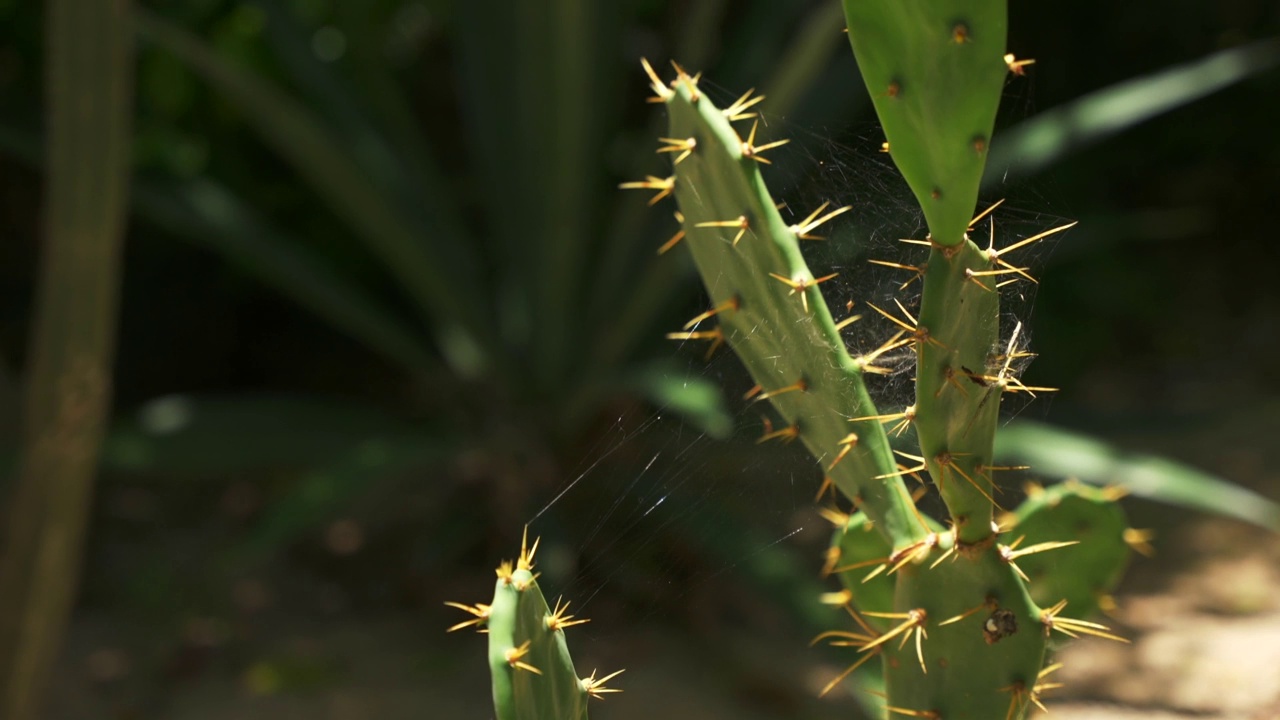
[{"left": 1, "top": 0, "right": 1278, "bottom": 718}]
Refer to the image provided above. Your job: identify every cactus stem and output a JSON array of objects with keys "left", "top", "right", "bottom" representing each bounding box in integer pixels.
[
  {"left": 657, "top": 136, "right": 697, "bottom": 164},
  {"left": 1039, "top": 599, "right": 1129, "bottom": 643},
  {"left": 683, "top": 296, "right": 741, "bottom": 329},
  {"left": 639, "top": 58, "right": 673, "bottom": 101},
  {"left": 546, "top": 597, "right": 591, "bottom": 631},
  {"left": 768, "top": 272, "right": 840, "bottom": 313},
  {"left": 696, "top": 215, "right": 751, "bottom": 246},
  {"left": 741, "top": 119, "right": 791, "bottom": 163},
  {"left": 581, "top": 668, "right": 626, "bottom": 699},
  {"left": 505, "top": 640, "right": 543, "bottom": 674},
  {"left": 791, "top": 201, "right": 853, "bottom": 240},
  {"left": 1004, "top": 53, "right": 1035, "bottom": 76},
  {"left": 444, "top": 601, "right": 492, "bottom": 632},
  {"left": 722, "top": 87, "right": 765, "bottom": 122}
]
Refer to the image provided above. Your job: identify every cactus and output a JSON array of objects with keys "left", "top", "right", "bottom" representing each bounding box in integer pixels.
[
  {"left": 447, "top": 531, "right": 622, "bottom": 720},
  {"left": 624, "top": 2, "right": 1147, "bottom": 713}
]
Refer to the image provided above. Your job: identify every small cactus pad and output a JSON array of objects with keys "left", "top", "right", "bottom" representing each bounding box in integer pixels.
[
  {"left": 1006, "top": 482, "right": 1134, "bottom": 618},
  {"left": 841, "top": 0, "right": 1009, "bottom": 246},
  {"left": 447, "top": 532, "right": 621, "bottom": 720},
  {"left": 830, "top": 511, "right": 897, "bottom": 624}
]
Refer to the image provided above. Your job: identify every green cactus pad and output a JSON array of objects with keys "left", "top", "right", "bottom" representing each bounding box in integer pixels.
[
  {"left": 830, "top": 510, "right": 949, "bottom": 630},
  {"left": 841, "top": 0, "right": 1009, "bottom": 246},
  {"left": 1007, "top": 482, "right": 1133, "bottom": 618},
  {"left": 448, "top": 533, "right": 620, "bottom": 720},
  {"left": 882, "top": 542, "right": 1048, "bottom": 720},
  {"left": 831, "top": 511, "right": 896, "bottom": 625},
  {"left": 659, "top": 68, "right": 927, "bottom": 550}
]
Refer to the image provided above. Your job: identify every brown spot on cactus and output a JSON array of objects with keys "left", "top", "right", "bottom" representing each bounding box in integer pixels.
[{"left": 983, "top": 608, "right": 1018, "bottom": 644}]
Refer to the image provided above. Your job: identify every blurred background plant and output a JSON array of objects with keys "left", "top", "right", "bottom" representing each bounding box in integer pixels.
[{"left": 0, "top": 0, "right": 1278, "bottom": 718}]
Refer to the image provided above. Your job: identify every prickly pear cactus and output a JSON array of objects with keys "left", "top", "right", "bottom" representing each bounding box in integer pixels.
[
  {"left": 447, "top": 531, "right": 621, "bottom": 720},
  {"left": 624, "top": 4, "right": 1146, "bottom": 714}
]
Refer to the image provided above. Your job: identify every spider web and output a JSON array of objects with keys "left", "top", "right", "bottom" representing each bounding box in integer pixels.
[{"left": 509, "top": 74, "right": 1078, "bottom": 695}]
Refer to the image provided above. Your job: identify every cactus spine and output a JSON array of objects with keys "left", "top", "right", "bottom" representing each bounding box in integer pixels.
[
  {"left": 626, "top": 1, "right": 1142, "bottom": 714},
  {"left": 447, "top": 531, "right": 621, "bottom": 720}
]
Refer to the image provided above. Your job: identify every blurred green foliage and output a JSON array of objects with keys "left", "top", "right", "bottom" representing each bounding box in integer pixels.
[{"left": 0, "top": 0, "right": 1277, "bottom": 715}]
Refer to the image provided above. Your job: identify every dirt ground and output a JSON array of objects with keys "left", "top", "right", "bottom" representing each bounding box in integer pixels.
[
  {"left": 44, "top": 406, "right": 1280, "bottom": 719},
  {"left": 45, "top": 509, "right": 1280, "bottom": 720}
]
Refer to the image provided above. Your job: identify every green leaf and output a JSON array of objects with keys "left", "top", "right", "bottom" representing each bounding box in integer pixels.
[
  {"left": 134, "top": 177, "right": 438, "bottom": 375},
  {"left": 759, "top": 1, "right": 848, "bottom": 120},
  {"left": 134, "top": 8, "right": 496, "bottom": 377},
  {"left": 985, "top": 38, "right": 1280, "bottom": 185},
  {"left": 632, "top": 365, "right": 733, "bottom": 439},
  {"left": 995, "top": 420, "right": 1280, "bottom": 532},
  {"left": 0, "top": 0, "right": 133, "bottom": 716}
]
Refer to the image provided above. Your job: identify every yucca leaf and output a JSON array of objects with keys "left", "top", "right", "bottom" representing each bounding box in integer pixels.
[
  {"left": 995, "top": 420, "right": 1280, "bottom": 532},
  {"left": 986, "top": 38, "right": 1280, "bottom": 185},
  {"left": 0, "top": 0, "right": 133, "bottom": 716}
]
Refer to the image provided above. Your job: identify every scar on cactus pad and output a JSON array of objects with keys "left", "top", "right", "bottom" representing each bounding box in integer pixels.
[
  {"left": 623, "top": 57, "right": 1148, "bottom": 719},
  {"left": 446, "top": 529, "right": 622, "bottom": 720}
]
